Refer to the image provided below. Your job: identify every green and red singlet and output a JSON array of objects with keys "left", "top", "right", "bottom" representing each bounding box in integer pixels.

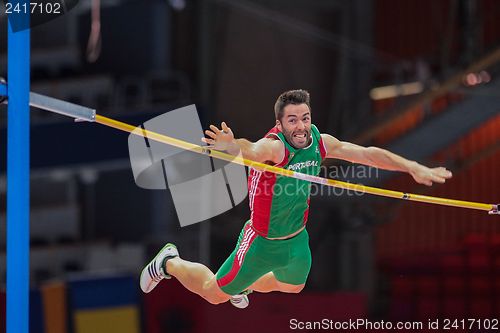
[{"left": 248, "top": 124, "right": 327, "bottom": 238}]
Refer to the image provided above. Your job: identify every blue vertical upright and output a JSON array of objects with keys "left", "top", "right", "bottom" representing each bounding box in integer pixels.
[{"left": 6, "top": 1, "right": 30, "bottom": 333}]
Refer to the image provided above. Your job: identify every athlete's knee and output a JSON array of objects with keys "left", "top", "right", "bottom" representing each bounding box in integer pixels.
[
  {"left": 288, "top": 284, "right": 305, "bottom": 293},
  {"left": 203, "top": 294, "right": 227, "bottom": 305},
  {"left": 203, "top": 291, "right": 229, "bottom": 305},
  {"left": 278, "top": 282, "right": 305, "bottom": 293},
  {"left": 202, "top": 278, "right": 230, "bottom": 305}
]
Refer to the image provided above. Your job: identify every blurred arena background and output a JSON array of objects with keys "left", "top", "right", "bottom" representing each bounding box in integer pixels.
[{"left": 0, "top": 0, "right": 499, "bottom": 332}]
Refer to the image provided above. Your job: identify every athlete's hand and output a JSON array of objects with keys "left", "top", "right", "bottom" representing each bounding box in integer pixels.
[
  {"left": 202, "top": 122, "right": 236, "bottom": 151},
  {"left": 409, "top": 164, "right": 452, "bottom": 186}
]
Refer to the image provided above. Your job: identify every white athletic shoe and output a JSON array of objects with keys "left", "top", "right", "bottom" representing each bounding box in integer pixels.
[
  {"left": 140, "top": 243, "right": 179, "bottom": 293},
  {"left": 230, "top": 290, "right": 252, "bottom": 309}
]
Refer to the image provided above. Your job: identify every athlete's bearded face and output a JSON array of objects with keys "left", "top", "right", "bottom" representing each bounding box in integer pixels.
[{"left": 276, "top": 103, "right": 312, "bottom": 149}]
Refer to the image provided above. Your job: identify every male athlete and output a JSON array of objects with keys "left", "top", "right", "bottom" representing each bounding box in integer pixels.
[{"left": 140, "top": 90, "right": 452, "bottom": 308}]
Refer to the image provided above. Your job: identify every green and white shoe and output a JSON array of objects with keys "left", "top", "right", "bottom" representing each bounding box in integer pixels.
[
  {"left": 230, "top": 290, "right": 252, "bottom": 309},
  {"left": 140, "top": 243, "right": 179, "bottom": 293}
]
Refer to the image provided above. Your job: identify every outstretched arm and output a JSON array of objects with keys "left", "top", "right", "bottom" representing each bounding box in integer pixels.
[
  {"left": 202, "top": 122, "right": 284, "bottom": 164},
  {"left": 321, "top": 134, "right": 452, "bottom": 186}
]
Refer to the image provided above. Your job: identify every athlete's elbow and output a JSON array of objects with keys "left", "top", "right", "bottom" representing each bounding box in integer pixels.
[
  {"left": 244, "top": 149, "right": 268, "bottom": 163},
  {"left": 241, "top": 150, "right": 259, "bottom": 162},
  {"left": 366, "top": 146, "right": 385, "bottom": 156}
]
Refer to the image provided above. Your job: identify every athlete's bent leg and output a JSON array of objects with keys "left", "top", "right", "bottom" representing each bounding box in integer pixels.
[
  {"left": 166, "top": 257, "right": 231, "bottom": 305},
  {"left": 249, "top": 272, "right": 305, "bottom": 294}
]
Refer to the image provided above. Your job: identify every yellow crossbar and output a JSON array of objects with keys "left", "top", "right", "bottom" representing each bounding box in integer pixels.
[{"left": 95, "top": 114, "right": 498, "bottom": 214}]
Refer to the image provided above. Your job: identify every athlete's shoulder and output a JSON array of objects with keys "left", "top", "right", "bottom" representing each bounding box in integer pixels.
[{"left": 264, "top": 126, "right": 281, "bottom": 139}]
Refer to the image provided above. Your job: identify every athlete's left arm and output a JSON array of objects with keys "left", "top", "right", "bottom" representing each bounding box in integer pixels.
[{"left": 320, "top": 134, "right": 452, "bottom": 186}]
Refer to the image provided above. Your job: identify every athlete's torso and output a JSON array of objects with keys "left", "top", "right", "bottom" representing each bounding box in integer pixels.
[{"left": 248, "top": 124, "right": 327, "bottom": 238}]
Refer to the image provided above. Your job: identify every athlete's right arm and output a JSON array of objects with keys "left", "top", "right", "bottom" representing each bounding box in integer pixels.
[{"left": 202, "top": 122, "right": 284, "bottom": 164}]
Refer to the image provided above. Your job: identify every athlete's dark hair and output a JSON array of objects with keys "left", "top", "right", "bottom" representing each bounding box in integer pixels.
[{"left": 274, "top": 89, "right": 311, "bottom": 120}]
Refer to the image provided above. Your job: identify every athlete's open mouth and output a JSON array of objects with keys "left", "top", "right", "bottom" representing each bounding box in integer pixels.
[{"left": 293, "top": 132, "right": 308, "bottom": 146}]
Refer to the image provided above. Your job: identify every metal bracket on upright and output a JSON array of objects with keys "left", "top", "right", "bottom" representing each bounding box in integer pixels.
[{"left": 0, "top": 79, "right": 96, "bottom": 122}]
